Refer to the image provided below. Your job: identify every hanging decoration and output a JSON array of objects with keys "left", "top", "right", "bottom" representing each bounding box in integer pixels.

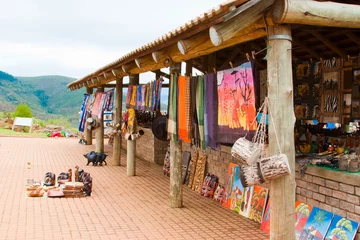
[{"left": 78, "top": 94, "right": 91, "bottom": 132}]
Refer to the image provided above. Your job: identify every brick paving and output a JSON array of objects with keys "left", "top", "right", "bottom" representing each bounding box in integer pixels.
[{"left": 0, "top": 137, "right": 269, "bottom": 240}]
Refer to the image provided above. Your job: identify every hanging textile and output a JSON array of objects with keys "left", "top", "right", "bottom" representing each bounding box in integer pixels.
[
  {"left": 178, "top": 76, "right": 191, "bottom": 143},
  {"left": 102, "top": 89, "right": 114, "bottom": 112},
  {"left": 126, "top": 85, "right": 133, "bottom": 108},
  {"left": 140, "top": 85, "right": 147, "bottom": 111},
  {"left": 204, "top": 73, "right": 220, "bottom": 149},
  {"left": 196, "top": 75, "right": 205, "bottom": 149},
  {"left": 129, "top": 85, "right": 137, "bottom": 108},
  {"left": 78, "top": 94, "right": 91, "bottom": 132},
  {"left": 185, "top": 76, "right": 192, "bottom": 141},
  {"left": 148, "top": 81, "right": 153, "bottom": 111},
  {"left": 217, "top": 62, "right": 257, "bottom": 144},
  {"left": 191, "top": 76, "right": 200, "bottom": 147},
  {"left": 155, "top": 78, "right": 163, "bottom": 111},
  {"left": 98, "top": 93, "right": 107, "bottom": 119},
  {"left": 91, "top": 92, "right": 103, "bottom": 118},
  {"left": 167, "top": 74, "right": 178, "bottom": 141},
  {"left": 145, "top": 82, "right": 150, "bottom": 110},
  {"left": 151, "top": 80, "right": 156, "bottom": 111},
  {"left": 136, "top": 85, "right": 142, "bottom": 110}
]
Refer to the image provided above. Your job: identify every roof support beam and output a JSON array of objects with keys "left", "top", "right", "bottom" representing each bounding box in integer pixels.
[
  {"left": 345, "top": 32, "right": 360, "bottom": 47},
  {"left": 311, "top": 31, "right": 347, "bottom": 59},
  {"left": 272, "top": 0, "right": 360, "bottom": 28},
  {"left": 209, "top": 0, "right": 274, "bottom": 46},
  {"left": 151, "top": 70, "right": 170, "bottom": 79},
  {"left": 135, "top": 55, "right": 155, "bottom": 68},
  {"left": 292, "top": 38, "right": 321, "bottom": 60}
]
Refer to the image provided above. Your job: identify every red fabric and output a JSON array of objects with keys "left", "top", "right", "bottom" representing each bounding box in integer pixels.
[
  {"left": 51, "top": 132, "right": 61, "bottom": 137},
  {"left": 178, "top": 76, "right": 191, "bottom": 143}
]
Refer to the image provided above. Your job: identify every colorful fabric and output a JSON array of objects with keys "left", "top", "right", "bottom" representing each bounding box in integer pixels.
[
  {"left": 136, "top": 85, "right": 142, "bottom": 110},
  {"left": 148, "top": 81, "right": 153, "bottom": 111},
  {"left": 217, "top": 62, "right": 257, "bottom": 144},
  {"left": 167, "top": 74, "right": 178, "bottom": 141},
  {"left": 156, "top": 78, "right": 163, "bottom": 111},
  {"left": 178, "top": 76, "right": 191, "bottom": 143},
  {"left": 129, "top": 85, "right": 137, "bottom": 108},
  {"left": 196, "top": 75, "right": 205, "bottom": 149},
  {"left": 98, "top": 93, "right": 107, "bottom": 119},
  {"left": 91, "top": 92, "right": 103, "bottom": 118},
  {"left": 145, "top": 82, "right": 150, "bottom": 110},
  {"left": 185, "top": 76, "right": 192, "bottom": 141},
  {"left": 151, "top": 80, "right": 156, "bottom": 111},
  {"left": 126, "top": 85, "right": 133, "bottom": 108},
  {"left": 127, "top": 108, "right": 137, "bottom": 134},
  {"left": 191, "top": 77, "right": 200, "bottom": 147},
  {"left": 102, "top": 89, "right": 114, "bottom": 112},
  {"left": 204, "top": 73, "right": 220, "bottom": 149},
  {"left": 78, "top": 94, "right": 91, "bottom": 132},
  {"left": 140, "top": 85, "right": 147, "bottom": 111}
]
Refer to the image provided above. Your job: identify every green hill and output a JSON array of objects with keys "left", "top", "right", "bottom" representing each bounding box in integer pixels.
[{"left": 0, "top": 71, "right": 84, "bottom": 127}]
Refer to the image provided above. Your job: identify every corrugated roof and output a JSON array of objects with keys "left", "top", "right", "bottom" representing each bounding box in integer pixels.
[{"left": 68, "top": 0, "right": 248, "bottom": 89}]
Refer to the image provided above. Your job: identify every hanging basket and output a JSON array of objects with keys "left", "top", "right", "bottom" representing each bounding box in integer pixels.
[
  {"left": 231, "top": 138, "right": 261, "bottom": 165},
  {"left": 239, "top": 163, "right": 265, "bottom": 188},
  {"left": 259, "top": 154, "right": 291, "bottom": 181}
]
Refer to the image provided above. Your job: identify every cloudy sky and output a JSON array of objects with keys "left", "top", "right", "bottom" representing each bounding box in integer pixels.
[{"left": 0, "top": 0, "right": 223, "bottom": 79}]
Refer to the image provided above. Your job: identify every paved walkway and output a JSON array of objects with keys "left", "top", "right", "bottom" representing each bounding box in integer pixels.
[{"left": 0, "top": 137, "right": 269, "bottom": 240}]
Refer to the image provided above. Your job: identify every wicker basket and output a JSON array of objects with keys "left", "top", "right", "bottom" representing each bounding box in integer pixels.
[
  {"left": 259, "top": 154, "right": 291, "bottom": 180},
  {"left": 239, "top": 163, "right": 265, "bottom": 187},
  {"left": 231, "top": 138, "right": 261, "bottom": 166}
]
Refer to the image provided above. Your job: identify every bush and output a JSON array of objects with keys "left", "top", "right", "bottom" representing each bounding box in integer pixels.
[
  {"left": 33, "top": 118, "right": 46, "bottom": 127},
  {"left": 46, "top": 117, "right": 72, "bottom": 129},
  {"left": 12, "top": 104, "right": 32, "bottom": 118}
]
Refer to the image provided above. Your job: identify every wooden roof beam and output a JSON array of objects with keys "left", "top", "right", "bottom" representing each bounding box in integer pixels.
[
  {"left": 151, "top": 70, "right": 170, "bottom": 79},
  {"left": 135, "top": 54, "right": 155, "bottom": 68},
  {"left": 209, "top": 0, "right": 274, "bottom": 46},
  {"left": 311, "top": 31, "right": 347, "bottom": 59},
  {"left": 292, "top": 38, "right": 321, "bottom": 60},
  {"left": 345, "top": 32, "right": 360, "bottom": 48},
  {"left": 272, "top": 0, "right": 360, "bottom": 28}
]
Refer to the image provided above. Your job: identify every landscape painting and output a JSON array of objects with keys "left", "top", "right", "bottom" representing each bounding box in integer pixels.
[
  {"left": 300, "top": 207, "right": 334, "bottom": 240},
  {"left": 260, "top": 201, "right": 270, "bottom": 233},
  {"left": 248, "top": 186, "right": 269, "bottom": 223},
  {"left": 295, "top": 201, "right": 313, "bottom": 240},
  {"left": 237, "top": 186, "right": 254, "bottom": 218},
  {"left": 222, "top": 163, "right": 240, "bottom": 209},
  {"left": 324, "top": 215, "right": 359, "bottom": 240}
]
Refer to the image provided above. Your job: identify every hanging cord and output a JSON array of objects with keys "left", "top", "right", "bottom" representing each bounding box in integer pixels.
[
  {"left": 266, "top": 97, "right": 282, "bottom": 154},
  {"left": 244, "top": 99, "right": 266, "bottom": 138}
]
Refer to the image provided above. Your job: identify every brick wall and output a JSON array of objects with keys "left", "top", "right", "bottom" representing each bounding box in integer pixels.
[
  {"left": 296, "top": 166, "right": 360, "bottom": 238},
  {"left": 121, "top": 128, "right": 169, "bottom": 164}
]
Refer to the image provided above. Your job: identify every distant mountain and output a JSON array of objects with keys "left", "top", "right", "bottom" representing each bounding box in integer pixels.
[{"left": 0, "top": 71, "right": 83, "bottom": 126}]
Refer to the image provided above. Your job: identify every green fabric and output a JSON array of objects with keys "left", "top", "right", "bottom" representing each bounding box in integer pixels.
[
  {"left": 167, "top": 73, "right": 178, "bottom": 141},
  {"left": 196, "top": 75, "right": 205, "bottom": 149}
]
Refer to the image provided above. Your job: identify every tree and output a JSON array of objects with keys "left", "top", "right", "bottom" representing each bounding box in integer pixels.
[
  {"left": 13, "top": 104, "right": 33, "bottom": 118},
  {"left": 314, "top": 210, "right": 327, "bottom": 228},
  {"left": 330, "top": 218, "right": 353, "bottom": 240}
]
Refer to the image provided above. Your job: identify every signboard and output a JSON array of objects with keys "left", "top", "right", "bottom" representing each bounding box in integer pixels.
[{"left": 12, "top": 117, "right": 33, "bottom": 133}]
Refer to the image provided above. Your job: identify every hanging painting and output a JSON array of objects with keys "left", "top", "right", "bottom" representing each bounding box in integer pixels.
[
  {"left": 343, "top": 93, "right": 352, "bottom": 114},
  {"left": 295, "top": 104, "right": 309, "bottom": 119},
  {"left": 295, "top": 201, "right": 313, "bottom": 240},
  {"left": 353, "top": 69, "right": 360, "bottom": 85},
  {"left": 248, "top": 186, "right": 269, "bottom": 223},
  {"left": 324, "top": 215, "right": 359, "bottom": 240},
  {"left": 217, "top": 61, "right": 257, "bottom": 144},
  {"left": 295, "top": 83, "right": 311, "bottom": 100},
  {"left": 323, "top": 72, "right": 340, "bottom": 91},
  {"left": 300, "top": 207, "right": 334, "bottom": 240},
  {"left": 295, "top": 61, "right": 311, "bottom": 80},
  {"left": 323, "top": 58, "right": 342, "bottom": 71},
  {"left": 260, "top": 201, "right": 270, "bottom": 233},
  {"left": 323, "top": 93, "right": 341, "bottom": 115}
]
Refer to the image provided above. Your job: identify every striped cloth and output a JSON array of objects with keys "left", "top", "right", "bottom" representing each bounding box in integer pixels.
[
  {"left": 191, "top": 77, "right": 200, "bottom": 147},
  {"left": 196, "top": 75, "right": 205, "bottom": 149},
  {"left": 178, "top": 76, "right": 191, "bottom": 143},
  {"left": 185, "top": 76, "right": 192, "bottom": 140},
  {"left": 167, "top": 73, "right": 178, "bottom": 141}
]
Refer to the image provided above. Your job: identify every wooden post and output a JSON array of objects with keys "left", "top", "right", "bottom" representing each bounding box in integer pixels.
[
  {"left": 95, "top": 86, "right": 105, "bottom": 153},
  {"left": 113, "top": 78, "right": 123, "bottom": 166},
  {"left": 207, "top": 52, "right": 216, "bottom": 73},
  {"left": 85, "top": 87, "right": 93, "bottom": 145},
  {"left": 127, "top": 74, "right": 139, "bottom": 176},
  {"left": 267, "top": 24, "right": 296, "bottom": 240},
  {"left": 186, "top": 60, "right": 193, "bottom": 76},
  {"left": 169, "top": 62, "right": 183, "bottom": 208}
]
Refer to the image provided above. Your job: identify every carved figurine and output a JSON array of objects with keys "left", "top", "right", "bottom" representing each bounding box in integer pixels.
[
  {"left": 75, "top": 166, "right": 79, "bottom": 182},
  {"left": 79, "top": 172, "right": 92, "bottom": 196},
  {"left": 96, "top": 153, "right": 108, "bottom": 166},
  {"left": 84, "top": 151, "right": 98, "bottom": 166},
  {"left": 68, "top": 169, "right": 72, "bottom": 182},
  {"left": 43, "top": 172, "right": 56, "bottom": 186}
]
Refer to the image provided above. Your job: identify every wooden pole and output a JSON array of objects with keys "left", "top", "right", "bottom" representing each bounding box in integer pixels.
[
  {"left": 272, "top": 0, "right": 360, "bottom": 28},
  {"left": 267, "top": 24, "right": 296, "bottom": 240},
  {"left": 113, "top": 78, "right": 123, "bottom": 166},
  {"left": 207, "top": 52, "right": 217, "bottom": 73},
  {"left": 186, "top": 60, "right": 193, "bottom": 76},
  {"left": 95, "top": 86, "right": 105, "bottom": 153},
  {"left": 85, "top": 87, "right": 93, "bottom": 145},
  {"left": 169, "top": 62, "right": 183, "bottom": 208},
  {"left": 127, "top": 74, "right": 139, "bottom": 176}
]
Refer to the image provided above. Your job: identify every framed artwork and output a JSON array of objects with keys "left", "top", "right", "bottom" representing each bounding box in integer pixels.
[
  {"left": 300, "top": 208, "right": 333, "bottom": 240},
  {"left": 352, "top": 99, "right": 360, "bottom": 118},
  {"left": 295, "top": 104, "right": 309, "bottom": 119},
  {"left": 343, "top": 93, "right": 352, "bottom": 114},
  {"left": 354, "top": 68, "right": 360, "bottom": 85},
  {"left": 324, "top": 215, "right": 359, "bottom": 240},
  {"left": 342, "top": 68, "right": 353, "bottom": 92},
  {"left": 352, "top": 85, "right": 360, "bottom": 99},
  {"left": 323, "top": 71, "right": 340, "bottom": 91},
  {"left": 322, "top": 58, "right": 342, "bottom": 71},
  {"left": 323, "top": 93, "right": 340, "bottom": 115},
  {"left": 295, "top": 83, "right": 310, "bottom": 99},
  {"left": 295, "top": 62, "right": 310, "bottom": 80}
]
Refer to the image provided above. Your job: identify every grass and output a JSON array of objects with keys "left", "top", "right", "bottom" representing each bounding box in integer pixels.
[{"left": 0, "top": 128, "right": 47, "bottom": 138}]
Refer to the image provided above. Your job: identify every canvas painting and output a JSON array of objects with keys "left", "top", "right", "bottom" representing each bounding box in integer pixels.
[
  {"left": 323, "top": 72, "right": 340, "bottom": 91},
  {"left": 324, "top": 215, "right": 359, "bottom": 240},
  {"left": 295, "top": 104, "right": 309, "bottom": 119},
  {"left": 222, "top": 163, "right": 240, "bottom": 209},
  {"left": 260, "top": 201, "right": 270, "bottom": 233},
  {"left": 238, "top": 186, "right": 254, "bottom": 218},
  {"left": 295, "top": 62, "right": 311, "bottom": 80},
  {"left": 323, "top": 58, "right": 341, "bottom": 71},
  {"left": 343, "top": 94, "right": 352, "bottom": 114},
  {"left": 295, "top": 202, "right": 313, "bottom": 240},
  {"left": 300, "top": 207, "right": 334, "bottom": 240},
  {"left": 354, "top": 69, "right": 360, "bottom": 85},
  {"left": 323, "top": 93, "right": 340, "bottom": 114},
  {"left": 296, "top": 83, "right": 310, "bottom": 99},
  {"left": 248, "top": 186, "right": 269, "bottom": 223}
]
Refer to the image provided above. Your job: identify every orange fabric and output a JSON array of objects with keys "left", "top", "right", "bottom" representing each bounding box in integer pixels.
[{"left": 178, "top": 76, "right": 191, "bottom": 143}]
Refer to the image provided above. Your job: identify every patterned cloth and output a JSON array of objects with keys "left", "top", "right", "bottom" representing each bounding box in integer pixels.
[
  {"left": 136, "top": 85, "right": 142, "bottom": 110},
  {"left": 129, "top": 85, "right": 137, "bottom": 108},
  {"left": 155, "top": 78, "right": 163, "bottom": 111},
  {"left": 204, "top": 73, "right": 219, "bottom": 149},
  {"left": 145, "top": 83, "right": 150, "bottom": 110},
  {"left": 91, "top": 92, "right": 103, "bottom": 118},
  {"left": 217, "top": 62, "right": 257, "bottom": 144},
  {"left": 178, "top": 76, "right": 191, "bottom": 143},
  {"left": 102, "top": 89, "right": 114, "bottom": 112},
  {"left": 167, "top": 74, "right": 178, "bottom": 141},
  {"left": 192, "top": 154, "right": 207, "bottom": 193},
  {"left": 126, "top": 85, "right": 133, "bottom": 108},
  {"left": 185, "top": 76, "right": 192, "bottom": 141},
  {"left": 191, "top": 77, "right": 200, "bottom": 147},
  {"left": 78, "top": 94, "right": 91, "bottom": 132},
  {"left": 196, "top": 75, "right": 205, "bottom": 149}
]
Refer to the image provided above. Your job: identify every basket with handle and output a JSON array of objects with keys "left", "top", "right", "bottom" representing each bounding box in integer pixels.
[
  {"left": 231, "top": 98, "right": 268, "bottom": 166},
  {"left": 258, "top": 97, "right": 291, "bottom": 180}
]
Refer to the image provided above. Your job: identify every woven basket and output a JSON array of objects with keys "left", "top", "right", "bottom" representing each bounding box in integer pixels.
[
  {"left": 239, "top": 163, "right": 265, "bottom": 188},
  {"left": 259, "top": 154, "right": 291, "bottom": 181},
  {"left": 231, "top": 138, "right": 261, "bottom": 166}
]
